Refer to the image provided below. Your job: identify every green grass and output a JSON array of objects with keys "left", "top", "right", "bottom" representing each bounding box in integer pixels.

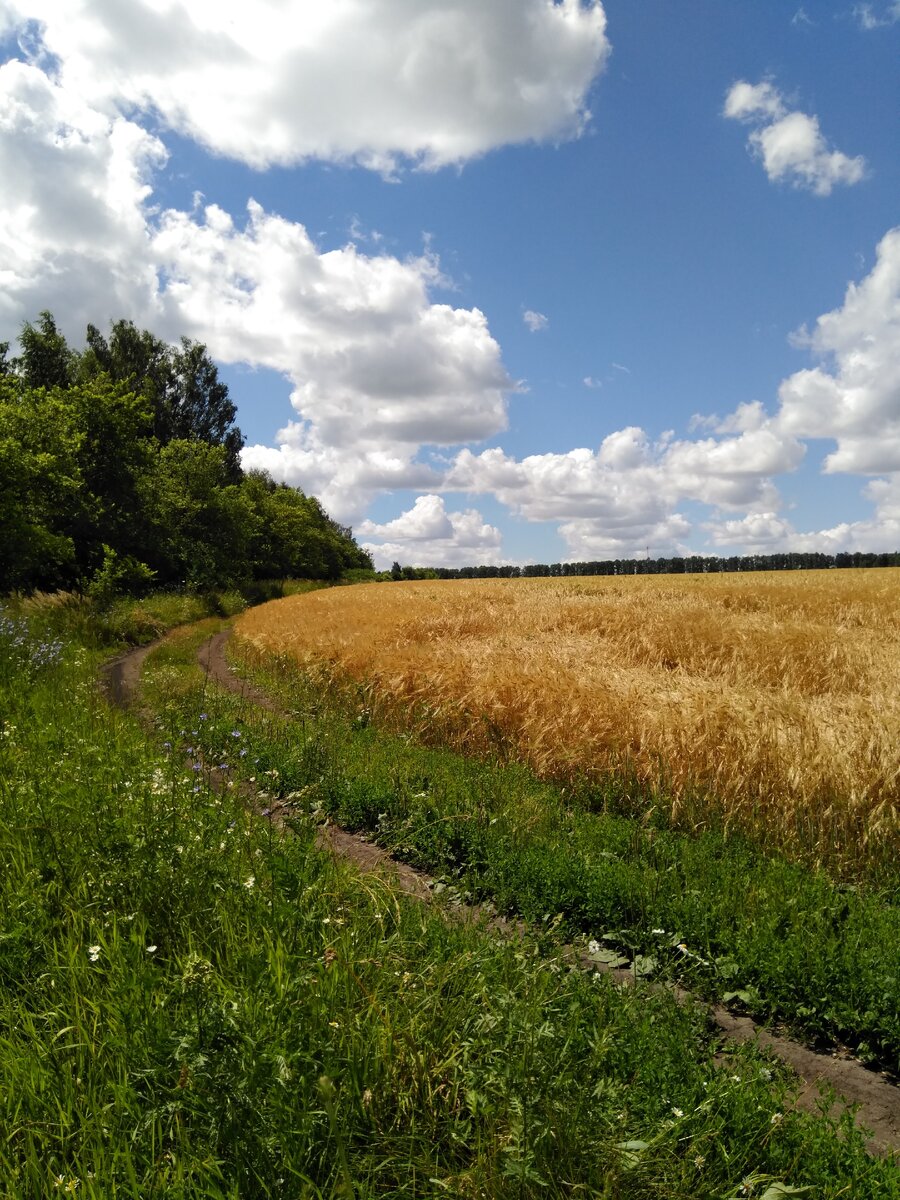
[
  {"left": 1, "top": 609, "right": 899, "bottom": 1196},
  {"left": 144, "top": 629, "right": 900, "bottom": 1075},
  {"left": 10, "top": 580, "right": 331, "bottom": 651}
]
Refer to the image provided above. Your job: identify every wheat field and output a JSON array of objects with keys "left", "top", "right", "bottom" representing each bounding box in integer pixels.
[{"left": 234, "top": 571, "right": 900, "bottom": 871}]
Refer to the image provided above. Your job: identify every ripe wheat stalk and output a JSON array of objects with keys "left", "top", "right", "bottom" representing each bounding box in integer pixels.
[{"left": 235, "top": 571, "right": 900, "bottom": 874}]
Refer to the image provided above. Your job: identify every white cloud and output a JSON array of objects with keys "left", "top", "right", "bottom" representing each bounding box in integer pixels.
[
  {"left": 853, "top": 2, "right": 900, "bottom": 30},
  {"left": 724, "top": 79, "right": 866, "bottom": 195},
  {"left": 704, "top": 512, "right": 797, "bottom": 550},
  {"left": 0, "top": 59, "right": 165, "bottom": 331},
  {"left": 583, "top": 376, "right": 602, "bottom": 389},
  {"left": 445, "top": 419, "right": 804, "bottom": 557},
  {"left": 523, "top": 309, "right": 548, "bottom": 332},
  {"left": 774, "top": 227, "right": 900, "bottom": 473},
  {"left": 7, "top": 0, "right": 610, "bottom": 174},
  {"left": 705, "top": 477, "right": 900, "bottom": 554},
  {"left": 558, "top": 513, "right": 691, "bottom": 560},
  {"left": 359, "top": 494, "right": 504, "bottom": 568}
]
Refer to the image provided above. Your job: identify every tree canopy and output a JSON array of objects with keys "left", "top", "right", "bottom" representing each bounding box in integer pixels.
[{"left": 0, "top": 313, "right": 372, "bottom": 595}]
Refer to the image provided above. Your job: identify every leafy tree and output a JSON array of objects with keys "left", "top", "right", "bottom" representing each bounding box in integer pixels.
[
  {"left": 0, "top": 379, "right": 81, "bottom": 591},
  {"left": 143, "top": 441, "right": 253, "bottom": 590},
  {"left": 80, "top": 319, "right": 244, "bottom": 478},
  {"left": 16, "top": 311, "right": 74, "bottom": 390}
]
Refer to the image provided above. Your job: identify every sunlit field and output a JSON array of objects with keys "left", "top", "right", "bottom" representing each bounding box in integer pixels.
[{"left": 235, "top": 570, "right": 900, "bottom": 873}]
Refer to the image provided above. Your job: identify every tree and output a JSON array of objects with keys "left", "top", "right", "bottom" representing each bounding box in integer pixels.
[
  {"left": 80, "top": 319, "right": 244, "bottom": 479},
  {"left": 16, "top": 311, "right": 74, "bottom": 390},
  {"left": 142, "top": 441, "right": 252, "bottom": 590},
  {"left": 0, "top": 378, "right": 81, "bottom": 591}
]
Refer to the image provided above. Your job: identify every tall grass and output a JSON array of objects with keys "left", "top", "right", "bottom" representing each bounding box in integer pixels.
[{"left": 234, "top": 571, "right": 900, "bottom": 875}]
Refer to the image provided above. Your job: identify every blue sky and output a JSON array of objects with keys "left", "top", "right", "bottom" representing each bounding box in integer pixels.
[{"left": 1, "top": 1, "right": 898, "bottom": 566}]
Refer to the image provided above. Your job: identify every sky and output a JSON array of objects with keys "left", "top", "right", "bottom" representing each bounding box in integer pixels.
[{"left": 1, "top": 1, "right": 898, "bottom": 569}]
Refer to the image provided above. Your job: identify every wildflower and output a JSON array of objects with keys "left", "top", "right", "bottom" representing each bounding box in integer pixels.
[
  {"left": 693, "top": 1155, "right": 705, "bottom": 1168},
  {"left": 88, "top": 945, "right": 100, "bottom": 962},
  {"left": 770, "top": 1112, "right": 784, "bottom": 1125},
  {"left": 163, "top": 741, "right": 172, "bottom": 751},
  {"left": 587, "top": 939, "right": 601, "bottom": 955},
  {"left": 231, "top": 730, "right": 241, "bottom": 738},
  {"left": 651, "top": 928, "right": 665, "bottom": 935},
  {"left": 362, "top": 1088, "right": 373, "bottom": 1107},
  {"left": 329, "top": 1021, "right": 340, "bottom": 1028},
  {"left": 671, "top": 1107, "right": 684, "bottom": 1118},
  {"left": 199, "top": 713, "right": 208, "bottom": 721},
  {"left": 244, "top": 876, "right": 255, "bottom": 889},
  {"left": 146, "top": 945, "right": 158, "bottom": 954}
]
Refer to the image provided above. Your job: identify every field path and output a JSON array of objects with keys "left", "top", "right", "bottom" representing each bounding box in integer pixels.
[{"left": 104, "top": 627, "right": 900, "bottom": 1157}]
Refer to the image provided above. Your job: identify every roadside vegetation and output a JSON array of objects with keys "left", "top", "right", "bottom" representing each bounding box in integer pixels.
[{"left": 2, "top": 606, "right": 898, "bottom": 1197}]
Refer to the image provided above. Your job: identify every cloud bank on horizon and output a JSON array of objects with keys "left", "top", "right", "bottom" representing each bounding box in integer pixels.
[{"left": 1, "top": 0, "right": 898, "bottom": 568}]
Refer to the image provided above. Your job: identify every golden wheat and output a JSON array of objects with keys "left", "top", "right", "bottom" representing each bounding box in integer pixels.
[{"left": 234, "top": 571, "right": 900, "bottom": 871}]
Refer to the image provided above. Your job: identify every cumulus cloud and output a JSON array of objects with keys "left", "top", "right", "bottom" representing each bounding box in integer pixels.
[
  {"left": 706, "top": 477, "right": 900, "bottom": 555},
  {"left": 523, "top": 309, "right": 549, "bottom": 332},
  {"left": 0, "top": 59, "right": 165, "bottom": 331},
  {"left": 774, "top": 227, "right": 900, "bottom": 473},
  {"left": 724, "top": 79, "right": 866, "bottom": 195},
  {"left": 6, "top": 0, "right": 610, "bottom": 173},
  {"left": 359, "top": 494, "right": 504, "bottom": 568},
  {"left": 445, "top": 420, "right": 804, "bottom": 557}
]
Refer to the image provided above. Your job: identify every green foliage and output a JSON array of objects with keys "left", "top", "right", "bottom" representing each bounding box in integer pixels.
[
  {"left": 0, "top": 619, "right": 896, "bottom": 1196},
  {"left": 0, "top": 313, "right": 371, "bottom": 595},
  {"left": 15, "top": 310, "right": 74, "bottom": 389},
  {"left": 87, "top": 546, "right": 157, "bottom": 607}
]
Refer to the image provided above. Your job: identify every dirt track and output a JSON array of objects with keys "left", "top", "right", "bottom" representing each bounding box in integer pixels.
[{"left": 105, "top": 627, "right": 900, "bottom": 1158}]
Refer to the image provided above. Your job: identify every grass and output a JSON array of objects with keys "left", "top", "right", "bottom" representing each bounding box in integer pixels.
[
  {"left": 10, "top": 580, "right": 329, "bottom": 651},
  {"left": 233, "top": 572, "right": 900, "bottom": 878},
  {"left": 2, "top": 612, "right": 899, "bottom": 1195}
]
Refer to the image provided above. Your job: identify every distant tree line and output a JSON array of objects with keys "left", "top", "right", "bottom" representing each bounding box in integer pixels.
[
  {"left": 388, "top": 550, "right": 900, "bottom": 582},
  {"left": 0, "top": 312, "right": 372, "bottom": 595}
]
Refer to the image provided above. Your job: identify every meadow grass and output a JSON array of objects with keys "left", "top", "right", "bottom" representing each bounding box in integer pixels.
[
  {"left": 139, "top": 625, "right": 900, "bottom": 1073},
  {"left": 2, "top": 611, "right": 899, "bottom": 1195},
  {"left": 233, "top": 572, "right": 900, "bottom": 877}
]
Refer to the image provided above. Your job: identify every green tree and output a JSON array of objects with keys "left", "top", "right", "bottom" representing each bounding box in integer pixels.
[
  {"left": 143, "top": 441, "right": 253, "bottom": 589},
  {"left": 0, "top": 379, "right": 81, "bottom": 591},
  {"left": 16, "top": 311, "right": 74, "bottom": 390},
  {"left": 80, "top": 319, "right": 244, "bottom": 479}
]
